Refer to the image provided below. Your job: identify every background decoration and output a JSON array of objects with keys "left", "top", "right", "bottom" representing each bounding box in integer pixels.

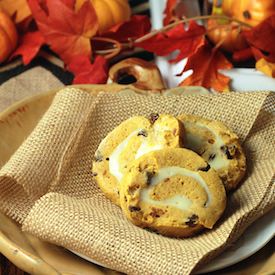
[{"left": 0, "top": 0, "right": 274, "bottom": 90}]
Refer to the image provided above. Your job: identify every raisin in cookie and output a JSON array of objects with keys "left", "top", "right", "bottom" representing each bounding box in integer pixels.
[
  {"left": 93, "top": 114, "right": 184, "bottom": 205},
  {"left": 120, "top": 148, "right": 226, "bottom": 238},
  {"left": 178, "top": 114, "right": 246, "bottom": 191}
]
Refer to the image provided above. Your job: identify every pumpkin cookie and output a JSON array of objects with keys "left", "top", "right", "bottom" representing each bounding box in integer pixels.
[
  {"left": 178, "top": 114, "right": 246, "bottom": 191},
  {"left": 120, "top": 148, "right": 226, "bottom": 238},
  {"left": 93, "top": 114, "right": 184, "bottom": 205}
]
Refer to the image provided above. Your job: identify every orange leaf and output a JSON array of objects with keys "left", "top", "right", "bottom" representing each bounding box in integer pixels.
[
  {"left": 163, "top": 0, "right": 177, "bottom": 26},
  {"left": 256, "top": 58, "right": 275, "bottom": 78},
  {"left": 179, "top": 44, "right": 233, "bottom": 92},
  {"left": 103, "top": 15, "right": 151, "bottom": 42},
  {"left": 68, "top": 55, "right": 108, "bottom": 84},
  {"left": 136, "top": 21, "right": 205, "bottom": 63},
  {"left": 28, "top": 0, "right": 98, "bottom": 65},
  {"left": 243, "top": 15, "right": 275, "bottom": 63},
  {"left": 0, "top": 0, "right": 31, "bottom": 23},
  {"left": 11, "top": 31, "right": 45, "bottom": 64}
]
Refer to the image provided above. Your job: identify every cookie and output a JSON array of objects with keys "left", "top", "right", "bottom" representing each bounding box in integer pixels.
[
  {"left": 177, "top": 114, "right": 246, "bottom": 191},
  {"left": 120, "top": 148, "right": 226, "bottom": 238},
  {"left": 93, "top": 114, "right": 184, "bottom": 205}
]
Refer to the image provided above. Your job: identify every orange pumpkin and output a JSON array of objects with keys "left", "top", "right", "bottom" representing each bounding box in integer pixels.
[
  {"left": 0, "top": 9, "right": 18, "bottom": 63},
  {"left": 207, "top": 20, "right": 248, "bottom": 52},
  {"left": 207, "top": 0, "right": 275, "bottom": 52},
  {"left": 75, "top": 0, "right": 131, "bottom": 34},
  {"left": 222, "top": 0, "right": 275, "bottom": 27}
]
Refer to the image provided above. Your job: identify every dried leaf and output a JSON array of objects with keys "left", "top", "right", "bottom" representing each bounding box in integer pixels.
[
  {"left": 11, "top": 31, "right": 45, "bottom": 64},
  {"left": 0, "top": 0, "right": 31, "bottom": 23},
  {"left": 244, "top": 15, "right": 275, "bottom": 62},
  {"left": 232, "top": 48, "right": 253, "bottom": 62},
  {"left": 68, "top": 55, "right": 108, "bottom": 84},
  {"left": 256, "top": 58, "right": 275, "bottom": 78},
  {"left": 179, "top": 44, "right": 233, "bottom": 91},
  {"left": 28, "top": 0, "right": 98, "bottom": 65},
  {"left": 103, "top": 15, "right": 151, "bottom": 42},
  {"left": 163, "top": 0, "right": 177, "bottom": 26},
  {"left": 135, "top": 21, "right": 205, "bottom": 63}
]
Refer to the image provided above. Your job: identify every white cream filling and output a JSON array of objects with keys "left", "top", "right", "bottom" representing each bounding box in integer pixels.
[
  {"left": 135, "top": 143, "right": 163, "bottom": 159},
  {"left": 141, "top": 166, "right": 211, "bottom": 209},
  {"left": 109, "top": 126, "right": 172, "bottom": 182},
  {"left": 109, "top": 130, "right": 141, "bottom": 182},
  {"left": 185, "top": 121, "right": 230, "bottom": 170}
]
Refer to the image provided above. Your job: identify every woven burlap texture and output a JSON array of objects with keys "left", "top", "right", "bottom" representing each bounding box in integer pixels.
[{"left": 0, "top": 87, "right": 274, "bottom": 275}]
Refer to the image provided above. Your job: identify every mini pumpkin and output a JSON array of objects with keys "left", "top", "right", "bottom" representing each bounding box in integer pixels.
[
  {"left": 207, "top": 0, "right": 275, "bottom": 52},
  {"left": 222, "top": 0, "right": 275, "bottom": 27},
  {"left": 75, "top": 0, "right": 131, "bottom": 34},
  {"left": 0, "top": 9, "right": 18, "bottom": 63},
  {"left": 207, "top": 20, "right": 248, "bottom": 52}
]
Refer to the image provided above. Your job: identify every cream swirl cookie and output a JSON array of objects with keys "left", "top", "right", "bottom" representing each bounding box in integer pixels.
[
  {"left": 178, "top": 114, "right": 246, "bottom": 191},
  {"left": 92, "top": 114, "right": 184, "bottom": 205},
  {"left": 120, "top": 148, "right": 226, "bottom": 238}
]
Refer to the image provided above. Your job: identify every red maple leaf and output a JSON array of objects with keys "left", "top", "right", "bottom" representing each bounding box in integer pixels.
[
  {"left": 68, "top": 55, "right": 108, "bottom": 84},
  {"left": 135, "top": 21, "right": 205, "bottom": 63},
  {"left": 163, "top": 0, "right": 177, "bottom": 26},
  {"left": 11, "top": 31, "right": 45, "bottom": 64},
  {"left": 179, "top": 43, "right": 233, "bottom": 91},
  {"left": 28, "top": 0, "right": 98, "bottom": 65},
  {"left": 102, "top": 15, "right": 151, "bottom": 42},
  {"left": 243, "top": 15, "right": 275, "bottom": 62}
]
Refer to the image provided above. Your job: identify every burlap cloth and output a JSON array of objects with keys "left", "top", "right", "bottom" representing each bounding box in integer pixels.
[{"left": 0, "top": 86, "right": 274, "bottom": 275}]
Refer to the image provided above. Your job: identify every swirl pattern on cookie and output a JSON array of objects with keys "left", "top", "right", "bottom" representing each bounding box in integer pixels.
[
  {"left": 178, "top": 114, "right": 246, "bottom": 191},
  {"left": 120, "top": 148, "right": 226, "bottom": 238},
  {"left": 92, "top": 114, "right": 184, "bottom": 205}
]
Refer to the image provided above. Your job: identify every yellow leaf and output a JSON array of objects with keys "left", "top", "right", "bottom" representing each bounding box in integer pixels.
[
  {"left": 256, "top": 58, "right": 275, "bottom": 78},
  {"left": 0, "top": 0, "right": 31, "bottom": 23}
]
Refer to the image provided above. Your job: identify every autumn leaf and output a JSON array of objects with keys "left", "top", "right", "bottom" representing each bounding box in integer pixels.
[
  {"left": 135, "top": 21, "right": 205, "bottom": 63},
  {"left": 243, "top": 15, "right": 275, "bottom": 62},
  {"left": 232, "top": 48, "right": 253, "bottom": 62},
  {"left": 28, "top": 0, "right": 98, "bottom": 65},
  {"left": 256, "top": 58, "right": 275, "bottom": 78},
  {"left": 163, "top": 0, "right": 177, "bottom": 26},
  {"left": 68, "top": 55, "right": 108, "bottom": 84},
  {"left": 11, "top": 31, "right": 45, "bottom": 64},
  {"left": 103, "top": 15, "right": 151, "bottom": 42},
  {"left": 0, "top": 0, "right": 31, "bottom": 23},
  {"left": 179, "top": 43, "right": 233, "bottom": 91}
]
